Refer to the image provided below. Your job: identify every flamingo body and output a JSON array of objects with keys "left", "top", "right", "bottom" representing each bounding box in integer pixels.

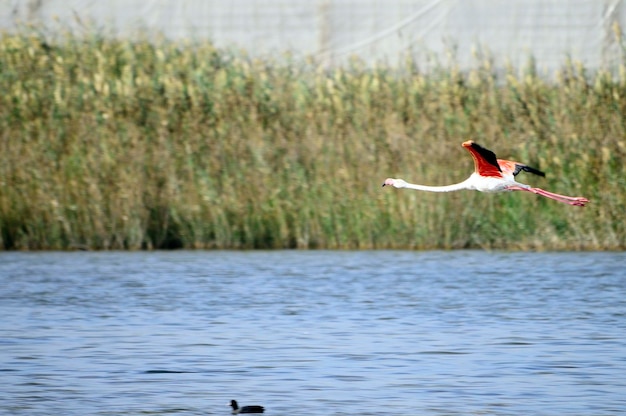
[{"left": 383, "top": 141, "right": 588, "bottom": 207}]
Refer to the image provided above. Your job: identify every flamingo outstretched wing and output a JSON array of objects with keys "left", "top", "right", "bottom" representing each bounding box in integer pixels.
[
  {"left": 497, "top": 159, "right": 545, "bottom": 177},
  {"left": 462, "top": 141, "right": 502, "bottom": 178}
]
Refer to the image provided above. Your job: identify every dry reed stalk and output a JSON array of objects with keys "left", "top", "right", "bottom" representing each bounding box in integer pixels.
[{"left": 0, "top": 30, "right": 623, "bottom": 250}]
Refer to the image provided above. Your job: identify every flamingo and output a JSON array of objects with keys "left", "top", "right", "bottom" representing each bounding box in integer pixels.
[{"left": 382, "top": 140, "right": 589, "bottom": 207}]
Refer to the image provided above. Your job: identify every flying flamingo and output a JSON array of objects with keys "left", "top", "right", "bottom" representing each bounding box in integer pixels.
[{"left": 382, "top": 140, "right": 589, "bottom": 207}]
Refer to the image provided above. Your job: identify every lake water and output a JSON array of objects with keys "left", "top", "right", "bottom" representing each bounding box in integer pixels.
[{"left": 1, "top": 250, "right": 625, "bottom": 415}]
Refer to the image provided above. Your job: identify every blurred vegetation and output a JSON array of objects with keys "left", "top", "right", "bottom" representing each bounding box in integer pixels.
[{"left": 0, "top": 28, "right": 624, "bottom": 250}]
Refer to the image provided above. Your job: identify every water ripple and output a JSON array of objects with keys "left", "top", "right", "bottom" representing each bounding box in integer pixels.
[{"left": 1, "top": 250, "right": 625, "bottom": 415}]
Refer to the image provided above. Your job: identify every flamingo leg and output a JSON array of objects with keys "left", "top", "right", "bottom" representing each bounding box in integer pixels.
[{"left": 507, "top": 185, "right": 589, "bottom": 207}]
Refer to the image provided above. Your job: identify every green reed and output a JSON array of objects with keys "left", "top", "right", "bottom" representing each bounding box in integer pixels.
[{"left": 0, "top": 29, "right": 624, "bottom": 250}]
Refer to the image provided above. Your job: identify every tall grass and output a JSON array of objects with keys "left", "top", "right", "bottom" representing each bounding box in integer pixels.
[{"left": 0, "top": 29, "right": 624, "bottom": 250}]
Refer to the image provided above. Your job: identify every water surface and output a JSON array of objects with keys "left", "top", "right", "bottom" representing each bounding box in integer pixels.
[{"left": 1, "top": 250, "right": 625, "bottom": 415}]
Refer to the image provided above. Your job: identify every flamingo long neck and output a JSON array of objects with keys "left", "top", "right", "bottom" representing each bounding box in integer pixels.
[{"left": 402, "top": 178, "right": 473, "bottom": 193}]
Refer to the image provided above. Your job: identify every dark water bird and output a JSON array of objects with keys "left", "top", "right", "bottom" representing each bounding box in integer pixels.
[
  {"left": 230, "top": 399, "right": 265, "bottom": 414},
  {"left": 383, "top": 140, "right": 589, "bottom": 206}
]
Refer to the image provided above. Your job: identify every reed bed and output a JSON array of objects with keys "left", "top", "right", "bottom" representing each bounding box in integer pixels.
[{"left": 0, "top": 29, "right": 624, "bottom": 250}]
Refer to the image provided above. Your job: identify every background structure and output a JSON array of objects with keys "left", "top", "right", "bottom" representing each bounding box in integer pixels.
[{"left": 2, "top": 0, "right": 625, "bottom": 72}]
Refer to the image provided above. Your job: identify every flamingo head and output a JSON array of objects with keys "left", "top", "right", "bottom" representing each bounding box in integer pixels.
[{"left": 382, "top": 178, "right": 407, "bottom": 188}]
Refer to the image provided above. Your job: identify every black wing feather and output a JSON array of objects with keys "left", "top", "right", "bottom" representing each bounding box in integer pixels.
[
  {"left": 513, "top": 164, "right": 546, "bottom": 177},
  {"left": 469, "top": 142, "right": 502, "bottom": 172}
]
